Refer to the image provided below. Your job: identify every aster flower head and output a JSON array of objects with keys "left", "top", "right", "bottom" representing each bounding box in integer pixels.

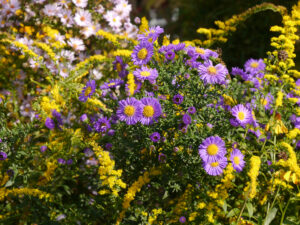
[
  {"left": 195, "top": 47, "right": 218, "bottom": 60},
  {"left": 74, "top": 9, "right": 92, "bottom": 27},
  {"left": 79, "top": 80, "right": 96, "bottom": 102},
  {"left": 182, "top": 114, "right": 191, "bottom": 125},
  {"left": 133, "top": 66, "right": 158, "bottom": 83},
  {"left": 244, "top": 58, "right": 265, "bottom": 75},
  {"left": 132, "top": 41, "right": 154, "bottom": 65},
  {"left": 230, "top": 148, "right": 245, "bottom": 172},
  {"left": 260, "top": 93, "right": 274, "bottom": 111},
  {"left": 231, "top": 104, "right": 252, "bottom": 126},
  {"left": 188, "top": 106, "right": 196, "bottom": 114},
  {"left": 0, "top": 151, "right": 7, "bottom": 160},
  {"left": 113, "top": 56, "right": 128, "bottom": 78},
  {"left": 203, "top": 157, "right": 228, "bottom": 176},
  {"left": 45, "top": 118, "right": 55, "bottom": 129},
  {"left": 140, "top": 97, "right": 162, "bottom": 125},
  {"left": 158, "top": 153, "right": 166, "bottom": 163},
  {"left": 198, "top": 60, "right": 228, "bottom": 85},
  {"left": 58, "top": 158, "right": 66, "bottom": 164},
  {"left": 117, "top": 97, "right": 142, "bottom": 125},
  {"left": 173, "top": 94, "right": 184, "bottom": 105},
  {"left": 179, "top": 216, "right": 186, "bottom": 223},
  {"left": 40, "top": 145, "right": 47, "bottom": 153},
  {"left": 198, "top": 136, "right": 227, "bottom": 163},
  {"left": 100, "top": 79, "right": 124, "bottom": 90},
  {"left": 72, "top": 0, "right": 88, "bottom": 8},
  {"left": 94, "top": 117, "right": 111, "bottom": 133},
  {"left": 137, "top": 26, "right": 164, "bottom": 43},
  {"left": 150, "top": 132, "right": 160, "bottom": 142},
  {"left": 165, "top": 51, "right": 175, "bottom": 61}
]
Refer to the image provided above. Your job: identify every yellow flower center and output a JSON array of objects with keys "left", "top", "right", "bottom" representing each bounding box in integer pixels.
[
  {"left": 124, "top": 105, "right": 135, "bottom": 116},
  {"left": 108, "top": 82, "right": 116, "bottom": 87},
  {"left": 237, "top": 112, "right": 245, "bottom": 121},
  {"left": 233, "top": 156, "right": 240, "bottom": 165},
  {"left": 80, "top": 16, "right": 85, "bottom": 22},
  {"left": 251, "top": 62, "right": 259, "bottom": 68},
  {"left": 207, "top": 144, "right": 219, "bottom": 156},
  {"left": 143, "top": 105, "right": 155, "bottom": 117},
  {"left": 261, "top": 99, "right": 268, "bottom": 106},
  {"left": 84, "top": 86, "right": 92, "bottom": 96},
  {"left": 116, "top": 63, "right": 122, "bottom": 72},
  {"left": 208, "top": 66, "right": 217, "bottom": 75},
  {"left": 140, "top": 71, "right": 150, "bottom": 77},
  {"left": 196, "top": 48, "right": 205, "bottom": 54},
  {"left": 137, "top": 48, "right": 148, "bottom": 60},
  {"left": 211, "top": 162, "right": 219, "bottom": 167}
]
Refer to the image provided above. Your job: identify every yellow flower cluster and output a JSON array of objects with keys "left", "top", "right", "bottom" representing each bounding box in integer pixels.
[
  {"left": 89, "top": 141, "right": 126, "bottom": 197},
  {"left": 34, "top": 42, "right": 56, "bottom": 62},
  {"left": 73, "top": 55, "right": 107, "bottom": 73},
  {"left": 116, "top": 167, "right": 161, "bottom": 225},
  {"left": 87, "top": 98, "right": 109, "bottom": 112},
  {"left": 195, "top": 3, "right": 286, "bottom": 47},
  {"left": 0, "top": 187, "right": 53, "bottom": 202},
  {"left": 287, "top": 128, "right": 300, "bottom": 139},
  {"left": 51, "top": 85, "right": 65, "bottom": 109},
  {"left": 40, "top": 96, "right": 60, "bottom": 116},
  {"left": 277, "top": 142, "right": 300, "bottom": 178},
  {"left": 97, "top": 29, "right": 137, "bottom": 46},
  {"left": 38, "top": 161, "right": 57, "bottom": 185},
  {"left": 275, "top": 91, "right": 283, "bottom": 107},
  {"left": 222, "top": 94, "right": 237, "bottom": 106},
  {"left": 112, "top": 49, "right": 133, "bottom": 57},
  {"left": 148, "top": 208, "right": 163, "bottom": 224},
  {"left": 127, "top": 73, "right": 135, "bottom": 96},
  {"left": 139, "top": 17, "right": 149, "bottom": 34},
  {"left": 247, "top": 156, "right": 261, "bottom": 199},
  {"left": 168, "top": 184, "right": 193, "bottom": 223}
]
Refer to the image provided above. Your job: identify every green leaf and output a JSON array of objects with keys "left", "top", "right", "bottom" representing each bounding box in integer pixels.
[
  {"left": 264, "top": 208, "right": 277, "bottom": 225},
  {"left": 227, "top": 208, "right": 240, "bottom": 218},
  {"left": 246, "top": 202, "right": 254, "bottom": 218}
]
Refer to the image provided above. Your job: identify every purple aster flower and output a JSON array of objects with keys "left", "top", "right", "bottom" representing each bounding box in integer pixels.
[
  {"left": 67, "top": 159, "right": 73, "bottom": 165},
  {"left": 52, "top": 110, "right": 63, "bottom": 127},
  {"left": 137, "top": 26, "right": 164, "bottom": 43},
  {"left": 173, "top": 94, "right": 184, "bottom": 105},
  {"left": 260, "top": 93, "right": 274, "bottom": 111},
  {"left": 117, "top": 97, "right": 142, "bottom": 125},
  {"left": 267, "top": 160, "right": 272, "bottom": 166},
  {"left": 0, "top": 152, "right": 7, "bottom": 160},
  {"left": 113, "top": 56, "right": 128, "bottom": 78},
  {"left": 231, "top": 104, "right": 252, "bottom": 126},
  {"left": 80, "top": 114, "right": 88, "bottom": 122},
  {"left": 100, "top": 79, "right": 124, "bottom": 90},
  {"left": 133, "top": 66, "right": 158, "bottom": 83},
  {"left": 230, "top": 148, "right": 245, "bottom": 172},
  {"left": 198, "top": 60, "right": 228, "bottom": 85},
  {"left": 206, "top": 123, "right": 213, "bottom": 129},
  {"left": 179, "top": 216, "right": 186, "bottom": 223},
  {"left": 107, "top": 129, "right": 115, "bottom": 136},
  {"left": 231, "top": 67, "right": 249, "bottom": 80},
  {"left": 94, "top": 117, "right": 110, "bottom": 133},
  {"left": 57, "top": 158, "right": 66, "bottom": 164},
  {"left": 84, "top": 148, "right": 94, "bottom": 157},
  {"left": 203, "top": 157, "right": 228, "bottom": 176},
  {"left": 195, "top": 47, "right": 218, "bottom": 60},
  {"left": 45, "top": 118, "right": 55, "bottom": 129},
  {"left": 132, "top": 41, "right": 154, "bottom": 65},
  {"left": 140, "top": 97, "right": 162, "bottom": 125},
  {"left": 105, "top": 143, "right": 112, "bottom": 149},
  {"left": 165, "top": 51, "right": 175, "bottom": 60},
  {"left": 244, "top": 58, "right": 265, "bottom": 75},
  {"left": 158, "top": 153, "right": 166, "bottom": 163},
  {"left": 182, "top": 114, "right": 191, "bottom": 125},
  {"left": 79, "top": 80, "right": 96, "bottom": 102},
  {"left": 198, "top": 136, "right": 227, "bottom": 163},
  {"left": 40, "top": 145, "right": 47, "bottom": 153},
  {"left": 150, "top": 132, "right": 160, "bottom": 142},
  {"left": 296, "top": 140, "right": 300, "bottom": 149},
  {"left": 188, "top": 106, "right": 196, "bottom": 114}
]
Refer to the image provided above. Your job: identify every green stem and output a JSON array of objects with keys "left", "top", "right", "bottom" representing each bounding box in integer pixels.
[
  {"left": 237, "top": 188, "right": 250, "bottom": 224},
  {"left": 279, "top": 197, "right": 290, "bottom": 225}
]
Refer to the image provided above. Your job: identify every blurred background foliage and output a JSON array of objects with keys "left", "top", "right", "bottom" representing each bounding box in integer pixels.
[{"left": 129, "top": 0, "right": 300, "bottom": 69}]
